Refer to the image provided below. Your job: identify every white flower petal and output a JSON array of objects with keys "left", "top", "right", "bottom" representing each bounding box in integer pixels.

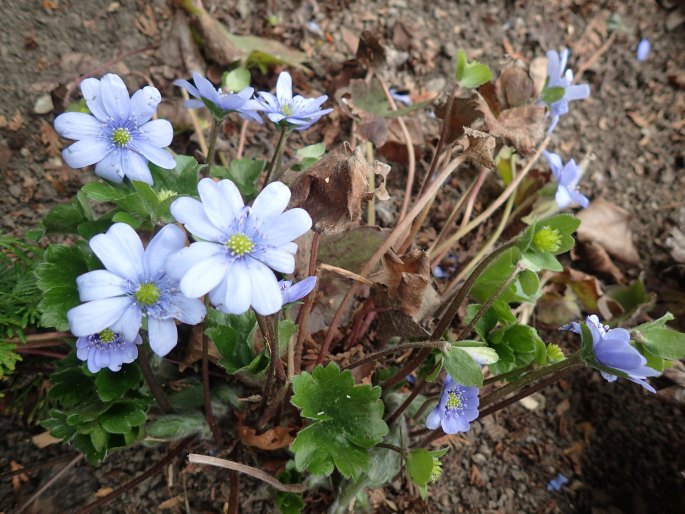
[
  {"left": 165, "top": 242, "right": 223, "bottom": 282},
  {"left": 62, "top": 139, "right": 111, "bottom": 169},
  {"left": 109, "top": 302, "right": 142, "bottom": 342},
  {"left": 54, "top": 112, "right": 103, "bottom": 141},
  {"left": 168, "top": 293, "right": 206, "bottom": 325},
  {"left": 261, "top": 208, "right": 312, "bottom": 246},
  {"left": 77, "top": 269, "right": 130, "bottom": 301},
  {"left": 198, "top": 178, "right": 243, "bottom": 232},
  {"left": 95, "top": 150, "right": 125, "bottom": 183},
  {"left": 218, "top": 261, "right": 251, "bottom": 314},
  {"left": 276, "top": 71, "right": 293, "bottom": 106},
  {"left": 67, "top": 297, "right": 133, "bottom": 336},
  {"left": 90, "top": 223, "right": 145, "bottom": 282},
  {"left": 245, "top": 259, "right": 282, "bottom": 315},
  {"left": 170, "top": 197, "right": 225, "bottom": 242},
  {"left": 121, "top": 150, "right": 153, "bottom": 184},
  {"left": 144, "top": 224, "right": 186, "bottom": 277},
  {"left": 80, "top": 78, "right": 108, "bottom": 121},
  {"left": 180, "top": 255, "right": 230, "bottom": 298},
  {"left": 129, "top": 86, "right": 161, "bottom": 126},
  {"left": 251, "top": 181, "right": 291, "bottom": 221},
  {"left": 137, "top": 119, "right": 173, "bottom": 148},
  {"left": 100, "top": 74, "right": 131, "bottom": 121},
  {"left": 258, "top": 249, "right": 295, "bottom": 274},
  {"left": 148, "top": 317, "right": 178, "bottom": 357}
]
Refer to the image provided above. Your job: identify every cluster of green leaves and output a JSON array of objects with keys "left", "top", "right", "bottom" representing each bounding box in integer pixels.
[
  {"left": 290, "top": 363, "right": 389, "bottom": 479},
  {"left": 210, "top": 158, "right": 265, "bottom": 199},
  {"left": 42, "top": 354, "right": 151, "bottom": 464},
  {"left": 405, "top": 447, "right": 449, "bottom": 497}
]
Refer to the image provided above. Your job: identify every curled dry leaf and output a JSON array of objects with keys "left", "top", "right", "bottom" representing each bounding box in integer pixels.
[
  {"left": 553, "top": 267, "right": 604, "bottom": 312},
  {"left": 433, "top": 90, "right": 481, "bottom": 145},
  {"left": 536, "top": 290, "right": 582, "bottom": 327},
  {"left": 576, "top": 197, "right": 640, "bottom": 265},
  {"left": 573, "top": 240, "right": 624, "bottom": 283},
  {"left": 459, "top": 127, "right": 496, "bottom": 169},
  {"left": 369, "top": 249, "right": 440, "bottom": 339},
  {"left": 495, "top": 67, "right": 535, "bottom": 109},
  {"left": 238, "top": 425, "right": 295, "bottom": 450},
  {"left": 288, "top": 144, "right": 389, "bottom": 234},
  {"left": 356, "top": 30, "right": 386, "bottom": 71},
  {"left": 475, "top": 94, "right": 546, "bottom": 156}
]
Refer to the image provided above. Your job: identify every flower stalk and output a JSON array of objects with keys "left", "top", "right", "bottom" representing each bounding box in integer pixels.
[{"left": 264, "top": 126, "right": 291, "bottom": 185}]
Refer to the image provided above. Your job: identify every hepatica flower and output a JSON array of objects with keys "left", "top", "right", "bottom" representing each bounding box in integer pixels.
[
  {"left": 167, "top": 178, "right": 312, "bottom": 315},
  {"left": 54, "top": 74, "right": 175, "bottom": 185},
  {"left": 174, "top": 72, "right": 263, "bottom": 123},
  {"left": 76, "top": 329, "right": 141, "bottom": 373},
  {"left": 542, "top": 48, "right": 590, "bottom": 133},
  {"left": 636, "top": 39, "right": 651, "bottom": 62},
  {"left": 279, "top": 276, "right": 317, "bottom": 305},
  {"left": 426, "top": 375, "right": 480, "bottom": 434},
  {"left": 67, "top": 224, "right": 206, "bottom": 357},
  {"left": 257, "top": 71, "right": 333, "bottom": 130},
  {"left": 563, "top": 315, "right": 659, "bottom": 392},
  {"left": 543, "top": 150, "right": 589, "bottom": 209}
]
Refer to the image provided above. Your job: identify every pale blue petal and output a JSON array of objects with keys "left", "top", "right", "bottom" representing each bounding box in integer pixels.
[
  {"left": 90, "top": 223, "right": 145, "bottom": 282},
  {"left": 174, "top": 78, "right": 201, "bottom": 99},
  {"left": 261, "top": 208, "right": 312, "bottom": 246},
  {"left": 258, "top": 249, "right": 295, "bottom": 274},
  {"left": 251, "top": 181, "right": 291, "bottom": 220},
  {"left": 282, "top": 276, "right": 317, "bottom": 304},
  {"left": 80, "top": 77, "right": 108, "bottom": 121},
  {"left": 443, "top": 415, "right": 469, "bottom": 434},
  {"left": 180, "top": 254, "right": 230, "bottom": 298},
  {"left": 628, "top": 376, "right": 655, "bottom": 393},
  {"left": 77, "top": 269, "right": 129, "bottom": 301},
  {"left": 148, "top": 317, "right": 178, "bottom": 357},
  {"left": 137, "top": 119, "right": 173, "bottom": 147},
  {"left": 93, "top": 349, "right": 110, "bottom": 372},
  {"left": 218, "top": 260, "right": 251, "bottom": 314},
  {"left": 426, "top": 409, "right": 441, "bottom": 430},
  {"left": 95, "top": 149, "right": 125, "bottom": 183},
  {"left": 564, "top": 84, "right": 590, "bottom": 102},
  {"left": 62, "top": 139, "right": 111, "bottom": 168},
  {"left": 129, "top": 86, "right": 161, "bottom": 126},
  {"left": 121, "top": 150, "right": 153, "bottom": 184},
  {"left": 100, "top": 74, "right": 131, "bottom": 121},
  {"left": 198, "top": 178, "right": 243, "bottom": 232},
  {"left": 184, "top": 99, "right": 205, "bottom": 109},
  {"left": 193, "top": 72, "right": 220, "bottom": 103},
  {"left": 569, "top": 189, "right": 589, "bottom": 208},
  {"left": 165, "top": 242, "right": 223, "bottom": 282},
  {"left": 132, "top": 141, "right": 175, "bottom": 170},
  {"left": 67, "top": 296, "right": 133, "bottom": 336},
  {"left": 54, "top": 112, "right": 103, "bottom": 141},
  {"left": 143, "top": 224, "right": 186, "bottom": 277},
  {"left": 555, "top": 186, "right": 573, "bottom": 209},
  {"left": 246, "top": 259, "right": 282, "bottom": 315},
  {"left": 108, "top": 302, "right": 142, "bottom": 342},
  {"left": 167, "top": 293, "right": 206, "bottom": 325},
  {"left": 276, "top": 71, "right": 293, "bottom": 105},
  {"left": 543, "top": 150, "right": 563, "bottom": 177},
  {"left": 170, "top": 197, "right": 226, "bottom": 242}
]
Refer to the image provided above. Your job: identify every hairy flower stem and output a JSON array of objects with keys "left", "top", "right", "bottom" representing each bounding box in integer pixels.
[
  {"left": 382, "top": 240, "right": 518, "bottom": 390},
  {"left": 264, "top": 127, "right": 291, "bottom": 185},
  {"left": 343, "top": 340, "right": 449, "bottom": 371},
  {"left": 202, "top": 303, "right": 221, "bottom": 445},
  {"left": 256, "top": 313, "right": 284, "bottom": 426},
  {"left": 295, "top": 232, "right": 321, "bottom": 373},
  {"left": 480, "top": 352, "right": 583, "bottom": 410},
  {"left": 138, "top": 343, "right": 172, "bottom": 414},
  {"left": 483, "top": 364, "right": 534, "bottom": 386},
  {"left": 205, "top": 118, "right": 221, "bottom": 168}
]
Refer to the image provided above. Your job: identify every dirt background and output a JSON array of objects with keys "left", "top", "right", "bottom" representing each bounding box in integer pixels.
[{"left": 1, "top": 0, "right": 684, "bottom": 513}]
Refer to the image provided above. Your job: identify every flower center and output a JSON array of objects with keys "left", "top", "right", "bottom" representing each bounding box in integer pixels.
[
  {"left": 226, "top": 233, "right": 254, "bottom": 256},
  {"left": 446, "top": 389, "right": 463, "bottom": 411},
  {"left": 112, "top": 127, "right": 132, "bottom": 146},
  {"left": 98, "top": 328, "right": 116, "bottom": 344},
  {"left": 280, "top": 103, "right": 295, "bottom": 116},
  {"left": 135, "top": 282, "right": 161, "bottom": 306}
]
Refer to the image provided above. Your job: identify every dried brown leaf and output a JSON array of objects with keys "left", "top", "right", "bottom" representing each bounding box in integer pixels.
[
  {"left": 10, "top": 461, "right": 29, "bottom": 492},
  {"left": 576, "top": 198, "right": 640, "bottom": 265},
  {"left": 433, "top": 91, "right": 481, "bottom": 144},
  {"left": 238, "top": 426, "right": 295, "bottom": 450},
  {"left": 31, "top": 431, "right": 61, "bottom": 448},
  {"left": 356, "top": 30, "right": 386, "bottom": 70},
  {"left": 496, "top": 67, "right": 535, "bottom": 109},
  {"left": 536, "top": 290, "right": 582, "bottom": 326},
  {"left": 476, "top": 95, "right": 545, "bottom": 156},
  {"left": 458, "top": 127, "right": 496, "bottom": 169},
  {"left": 573, "top": 240, "right": 624, "bottom": 284},
  {"left": 551, "top": 267, "right": 605, "bottom": 312},
  {"left": 358, "top": 118, "right": 388, "bottom": 147},
  {"left": 39, "top": 120, "right": 61, "bottom": 157}
]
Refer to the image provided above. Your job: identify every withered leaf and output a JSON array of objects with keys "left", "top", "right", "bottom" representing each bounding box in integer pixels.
[
  {"left": 358, "top": 117, "right": 388, "bottom": 147},
  {"left": 238, "top": 426, "right": 295, "bottom": 450},
  {"left": 458, "top": 127, "right": 496, "bottom": 169},
  {"left": 356, "top": 30, "right": 386, "bottom": 70},
  {"left": 369, "top": 249, "right": 440, "bottom": 339},
  {"left": 496, "top": 67, "right": 535, "bottom": 109},
  {"left": 551, "top": 267, "right": 604, "bottom": 312},
  {"left": 476, "top": 94, "right": 546, "bottom": 156},
  {"left": 576, "top": 198, "right": 640, "bottom": 265},
  {"left": 336, "top": 79, "right": 431, "bottom": 120},
  {"left": 433, "top": 91, "right": 481, "bottom": 144},
  {"left": 288, "top": 144, "right": 388, "bottom": 234}
]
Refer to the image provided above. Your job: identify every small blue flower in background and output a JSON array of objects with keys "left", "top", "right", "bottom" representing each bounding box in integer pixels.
[
  {"left": 426, "top": 375, "right": 480, "bottom": 434},
  {"left": 546, "top": 473, "right": 569, "bottom": 492},
  {"left": 562, "top": 315, "right": 659, "bottom": 392},
  {"left": 279, "top": 277, "right": 317, "bottom": 305},
  {"left": 389, "top": 87, "right": 412, "bottom": 106},
  {"left": 174, "top": 72, "right": 263, "bottom": 123},
  {"left": 257, "top": 71, "right": 333, "bottom": 130},
  {"left": 167, "top": 178, "right": 312, "bottom": 316},
  {"left": 543, "top": 150, "right": 589, "bottom": 209},
  {"left": 54, "top": 74, "right": 175, "bottom": 185},
  {"left": 76, "top": 329, "right": 141, "bottom": 373},
  {"left": 67, "top": 223, "right": 206, "bottom": 357},
  {"left": 543, "top": 49, "right": 591, "bottom": 133},
  {"left": 636, "top": 38, "right": 651, "bottom": 62}
]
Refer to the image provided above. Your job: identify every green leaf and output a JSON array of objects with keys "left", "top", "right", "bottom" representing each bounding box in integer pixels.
[
  {"left": 455, "top": 49, "right": 493, "bottom": 88},
  {"left": 540, "top": 86, "right": 565, "bottom": 104},
  {"left": 222, "top": 67, "right": 251, "bottom": 92},
  {"left": 488, "top": 324, "right": 546, "bottom": 374},
  {"left": 465, "top": 304, "right": 498, "bottom": 339},
  {"left": 149, "top": 155, "right": 201, "bottom": 196},
  {"left": 206, "top": 310, "right": 268, "bottom": 375},
  {"left": 292, "top": 143, "right": 326, "bottom": 172},
  {"left": 146, "top": 413, "right": 210, "bottom": 440},
  {"left": 317, "top": 226, "right": 387, "bottom": 273},
  {"left": 605, "top": 279, "right": 649, "bottom": 318},
  {"left": 522, "top": 249, "right": 563, "bottom": 272},
  {"left": 210, "top": 159, "right": 265, "bottom": 198},
  {"left": 290, "top": 363, "right": 389, "bottom": 479},
  {"left": 95, "top": 364, "right": 143, "bottom": 402},
  {"left": 99, "top": 402, "right": 147, "bottom": 434},
  {"left": 339, "top": 80, "right": 432, "bottom": 119},
  {"left": 633, "top": 313, "right": 685, "bottom": 360},
  {"left": 518, "top": 269, "right": 539, "bottom": 297},
  {"left": 81, "top": 181, "right": 129, "bottom": 203},
  {"left": 406, "top": 449, "right": 434, "bottom": 487},
  {"left": 35, "top": 244, "right": 89, "bottom": 331},
  {"left": 90, "top": 426, "right": 108, "bottom": 452},
  {"left": 43, "top": 200, "right": 87, "bottom": 234},
  {"left": 441, "top": 346, "right": 483, "bottom": 387},
  {"left": 278, "top": 319, "right": 298, "bottom": 357}
]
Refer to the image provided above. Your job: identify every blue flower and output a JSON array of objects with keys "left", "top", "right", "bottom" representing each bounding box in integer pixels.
[
  {"left": 76, "top": 329, "right": 141, "bottom": 373},
  {"left": 54, "top": 74, "right": 175, "bottom": 185},
  {"left": 257, "top": 71, "right": 333, "bottom": 130},
  {"left": 279, "top": 276, "right": 317, "bottom": 305},
  {"left": 563, "top": 315, "right": 659, "bottom": 393},
  {"left": 544, "top": 49, "right": 591, "bottom": 133},
  {"left": 636, "top": 39, "right": 651, "bottom": 62},
  {"left": 174, "top": 72, "right": 263, "bottom": 123},
  {"left": 389, "top": 87, "right": 412, "bottom": 106},
  {"left": 67, "top": 224, "right": 206, "bottom": 357},
  {"left": 543, "top": 150, "right": 589, "bottom": 209},
  {"left": 426, "top": 375, "right": 480, "bottom": 434},
  {"left": 167, "top": 178, "right": 312, "bottom": 316},
  {"left": 546, "top": 473, "right": 569, "bottom": 492}
]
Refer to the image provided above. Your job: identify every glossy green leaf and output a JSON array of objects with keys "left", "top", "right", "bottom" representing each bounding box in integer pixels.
[
  {"left": 455, "top": 49, "right": 493, "bottom": 88},
  {"left": 99, "top": 402, "right": 147, "bottom": 434},
  {"left": 406, "top": 448, "right": 434, "bottom": 487},
  {"left": 633, "top": 313, "right": 685, "bottom": 360},
  {"left": 206, "top": 309, "right": 267, "bottom": 375},
  {"left": 95, "top": 364, "right": 143, "bottom": 402},
  {"left": 210, "top": 159, "right": 265, "bottom": 198},
  {"left": 442, "top": 346, "right": 483, "bottom": 387}
]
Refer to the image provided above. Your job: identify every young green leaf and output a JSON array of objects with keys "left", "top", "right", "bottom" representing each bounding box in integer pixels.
[
  {"left": 540, "top": 86, "right": 565, "bottom": 104},
  {"left": 441, "top": 346, "right": 483, "bottom": 387},
  {"left": 633, "top": 313, "right": 685, "bottom": 360},
  {"left": 455, "top": 49, "right": 493, "bottom": 88},
  {"left": 222, "top": 67, "right": 251, "bottom": 92},
  {"left": 406, "top": 448, "right": 434, "bottom": 487}
]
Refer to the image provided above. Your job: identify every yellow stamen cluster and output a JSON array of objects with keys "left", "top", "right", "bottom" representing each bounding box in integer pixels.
[
  {"left": 226, "top": 233, "right": 254, "bottom": 256},
  {"left": 112, "top": 127, "right": 132, "bottom": 146}
]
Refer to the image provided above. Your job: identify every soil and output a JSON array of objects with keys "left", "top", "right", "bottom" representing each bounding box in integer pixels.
[{"left": 1, "top": 0, "right": 684, "bottom": 513}]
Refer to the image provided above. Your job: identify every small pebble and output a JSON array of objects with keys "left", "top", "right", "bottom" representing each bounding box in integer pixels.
[{"left": 34, "top": 94, "right": 54, "bottom": 114}]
